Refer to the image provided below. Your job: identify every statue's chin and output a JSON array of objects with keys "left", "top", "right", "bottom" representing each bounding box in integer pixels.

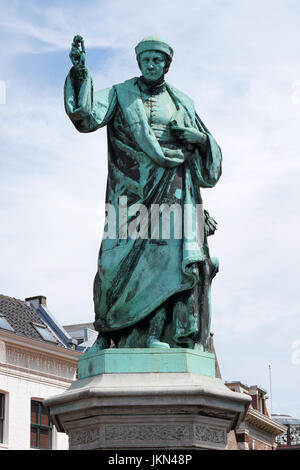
[{"left": 141, "top": 74, "right": 165, "bottom": 86}]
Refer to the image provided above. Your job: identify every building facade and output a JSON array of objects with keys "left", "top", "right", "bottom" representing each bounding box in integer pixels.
[
  {"left": 0, "top": 294, "right": 82, "bottom": 450},
  {"left": 272, "top": 414, "right": 300, "bottom": 450},
  {"left": 63, "top": 323, "right": 98, "bottom": 351},
  {"left": 226, "top": 382, "right": 287, "bottom": 450}
]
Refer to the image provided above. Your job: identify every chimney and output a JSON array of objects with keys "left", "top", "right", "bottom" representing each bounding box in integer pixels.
[{"left": 25, "top": 295, "right": 47, "bottom": 310}]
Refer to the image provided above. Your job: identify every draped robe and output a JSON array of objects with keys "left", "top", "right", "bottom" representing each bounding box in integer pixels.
[{"left": 64, "top": 69, "right": 222, "bottom": 348}]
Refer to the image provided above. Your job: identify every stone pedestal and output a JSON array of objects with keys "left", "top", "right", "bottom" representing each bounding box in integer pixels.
[{"left": 44, "top": 349, "right": 251, "bottom": 450}]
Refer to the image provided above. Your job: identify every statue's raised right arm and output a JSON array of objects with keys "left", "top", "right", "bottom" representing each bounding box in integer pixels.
[{"left": 65, "top": 35, "right": 117, "bottom": 133}]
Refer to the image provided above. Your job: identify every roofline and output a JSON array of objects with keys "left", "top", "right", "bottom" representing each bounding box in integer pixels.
[
  {"left": 226, "top": 381, "right": 268, "bottom": 395},
  {"left": 63, "top": 323, "right": 95, "bottom": 329},
  {"left": 31, "top": 303, "right": 78, "bottom": 347},
  {"left": 249, "top": 385, "right": 268, "bottom": 394},
  {"left": 246, "top": 408, "right": 288, "bottom": 436},
  {"left": 0, "top": 328, "right": 81, "bottom": 362},
  {"left": 225, "top": 381, "right": 250, "bottom": 391}
]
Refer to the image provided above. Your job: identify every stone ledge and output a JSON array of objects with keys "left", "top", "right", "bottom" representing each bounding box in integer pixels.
[
  {"left": 44, "top": 372, "right": 251, "bottom": 438},
  {"left": 78, "top": 348, "right": 215, "bottom": 379},
  {"left": 44, "top": 352, "right": 252, "bottom": 450}
]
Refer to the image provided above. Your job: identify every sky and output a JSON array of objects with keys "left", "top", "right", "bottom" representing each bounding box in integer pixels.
[{"left": 0, "top": 0, "right": 300, "bottom": 418}]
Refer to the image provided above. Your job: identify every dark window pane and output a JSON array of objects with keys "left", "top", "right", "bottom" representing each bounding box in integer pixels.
[
  {"left": 0, "top": 394, "right": 5, "bottom": 444},
  {"left": 30, "top": 427, "right": 38, "bottom": 448},
  {"left": 39, "top": 428, "right": 51, "bottom": 449},
  {"left": 0, "top": 316, "right": 14, "bottom": 331},
  {"left": 40, "top": 407, "right": 50, "bottom": 426},
  {"left": 31, "top": 401, "right": 39, "bottom": 424},
  {"left": 30, "top": 400, "right": 52, "bottom": 449},
  {"left": 34, "top": 326, "right": 57, "bottom": 343},
  {"left": 0, "top": 394, "right": 4, "bottom": 419}
]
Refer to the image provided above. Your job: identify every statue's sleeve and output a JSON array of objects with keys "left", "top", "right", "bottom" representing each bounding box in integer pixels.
[
  {"left": 64, "top": 67, "right": 117, "bottom": 133},
  {"left": 189, "top": 113, "right": 223, "bottom": 188}
]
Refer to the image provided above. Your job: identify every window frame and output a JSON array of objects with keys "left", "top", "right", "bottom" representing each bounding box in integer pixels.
[
  {"left": 0, "top": 315, "right": 14, "bottom": 332},
  {"left": 0, "top": 392, "right": 9, "bottom": 446},
  {"left": 0, "top": 393, "right": 5, "bottom": 444},
  {"left": 31, "top": 322, "right": 57, "bottom": 344},
  {"left": 30, "top": 400, "right": 53, "bottom": 450}
]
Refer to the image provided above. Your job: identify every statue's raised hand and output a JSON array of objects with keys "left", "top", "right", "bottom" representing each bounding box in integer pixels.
[
  {"left": 69, "top": 35, "right": 88, "bottom": 100},
  {"left": 69, "top": 35, "right": 86, "bottom": 67}
]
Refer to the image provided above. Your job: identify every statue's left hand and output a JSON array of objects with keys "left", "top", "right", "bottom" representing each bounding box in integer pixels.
[{"left": 172, "top": 126, "right": 208, "bottom": 146}]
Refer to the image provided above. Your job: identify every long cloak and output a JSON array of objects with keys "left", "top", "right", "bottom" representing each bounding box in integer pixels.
[{"left": 64, "top": 71, "right": 222, "bottom": 334}]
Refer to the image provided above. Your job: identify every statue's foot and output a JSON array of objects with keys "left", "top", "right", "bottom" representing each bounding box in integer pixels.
[
  {"left": 148, "top": 337, "right": 170, "bottom": 349},
  {"left": 88, "top": 333, "right": 110, "bottom": 353},
  {"left": 194, "top": 343, "right": 204, "bottom": 351}
]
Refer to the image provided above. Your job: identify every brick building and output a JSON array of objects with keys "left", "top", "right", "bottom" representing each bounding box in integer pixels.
[
  {"left": 209, "top": 335, "right": 287, "bottom": 450},
  {"left": 226, "top": 382, "right": 287, "bottom": 450}
]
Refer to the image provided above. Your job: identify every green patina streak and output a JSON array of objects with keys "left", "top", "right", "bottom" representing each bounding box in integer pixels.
[{"left": 78, "top": 349, "right": 216, "bottom": 379}]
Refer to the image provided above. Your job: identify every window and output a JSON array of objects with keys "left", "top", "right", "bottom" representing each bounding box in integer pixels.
[
  {"left": 30, "top": 400, "right": 52, "bottom": 449},
  {"left": 31, "top": 323, "right": 57, "bottom": 343},
  {"left": 0, "top": 393, "right": 5, "bottom": 444},
  {"left": 0, "top": 316, "right": 14, "bottom": 332}
]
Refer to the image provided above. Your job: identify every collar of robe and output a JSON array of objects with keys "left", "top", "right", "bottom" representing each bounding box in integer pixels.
[{"left": 138, "top": 76, "right": 167, "bottom": 96}]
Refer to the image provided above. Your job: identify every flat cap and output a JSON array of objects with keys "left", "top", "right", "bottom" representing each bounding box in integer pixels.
[{"left": 135, "top": 36, "right": 174, "bottom": 60}]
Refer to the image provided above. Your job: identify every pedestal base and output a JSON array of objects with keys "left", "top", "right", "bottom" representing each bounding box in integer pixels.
[
  {"left": 44, "top": 349, "right": 251, "bottom": 450},
  {"left": 78, "top": 348, "right": 216, "bottom": 378}
]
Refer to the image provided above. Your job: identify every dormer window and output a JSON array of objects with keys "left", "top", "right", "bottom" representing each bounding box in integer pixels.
[
  {"left": 0, "top": 315, "right": 14, "bottom": 332},
  {"left": 31, "top": 323, "right": 57, "bottom": 343}
]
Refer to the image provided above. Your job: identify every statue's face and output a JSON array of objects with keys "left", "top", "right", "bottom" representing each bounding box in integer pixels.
[{"left": 139, "top": 51, "right": 166, "bottom": 82}]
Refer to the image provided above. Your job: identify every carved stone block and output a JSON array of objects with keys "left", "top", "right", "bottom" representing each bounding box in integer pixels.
[{"left": 44, "top": 367, "right": 251, "bottom": 450}]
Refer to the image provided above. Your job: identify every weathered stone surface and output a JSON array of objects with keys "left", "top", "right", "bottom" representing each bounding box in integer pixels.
[{"left": 44, "top": 367, "right": 251, "bottom": 450}]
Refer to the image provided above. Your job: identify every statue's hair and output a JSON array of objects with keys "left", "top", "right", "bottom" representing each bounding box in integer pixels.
[{"left": 137, "top": 51, "right": 172, "bottom": 74}]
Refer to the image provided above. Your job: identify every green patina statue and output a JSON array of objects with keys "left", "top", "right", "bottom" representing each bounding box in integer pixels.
[{"left": 65, "top": 35, "right": 222, "bottom": 352}]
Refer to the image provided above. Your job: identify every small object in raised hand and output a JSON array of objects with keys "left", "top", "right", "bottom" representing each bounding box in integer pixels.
[{"left": 69, "top": 35, "right": 86, "bottom": 67}]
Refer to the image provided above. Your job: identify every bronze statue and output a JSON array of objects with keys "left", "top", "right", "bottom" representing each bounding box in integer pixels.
[{"left": 65, "top": 35, "right": 222, "bottom": 351}]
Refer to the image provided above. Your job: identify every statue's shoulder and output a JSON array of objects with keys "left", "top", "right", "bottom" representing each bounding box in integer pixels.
[
  {"left": 113, "top": 77, "right": 139, "bottom": 94},
  {"left": 166, "top": 83, "right": 195, "bottom": 111}
]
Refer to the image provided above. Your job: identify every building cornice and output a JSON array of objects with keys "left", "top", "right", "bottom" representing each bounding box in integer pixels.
[
  {"left": 246, "top": 408, "right": 287, "bottom": 436},
  {"left": 0, "top": 329, "right": 81, "bottom": 385},
  {"left": 0, "top": 328, "right": 81, "bottom": 362},
  {"left": 0, "top": 363, "right": 74, "bottom": 387}
]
